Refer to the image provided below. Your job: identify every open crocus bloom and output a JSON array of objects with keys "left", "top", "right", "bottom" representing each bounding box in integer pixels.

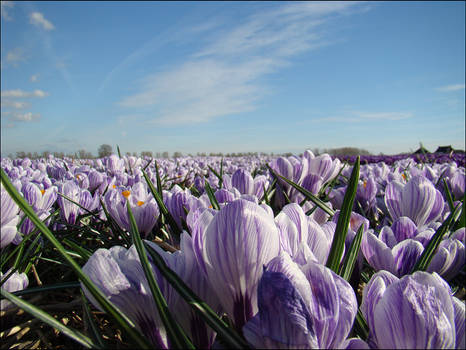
[
  {"left": 361, "top": 270, "right": 465, "bottom": 349},
  {"left": 384, "top": 175, "right": 444, "bottom": 228},
  {"left": 1, "top": 269, "right": 29, "bottom": 311},
  {"left": 274, "top": 203, "right": 333, "bottom": 265},
  {"left": 104, "top": 182, "right": 159, "bottom": 236},
  {"left": 243, "top": 252, "right": 366, "bottom": 349},
  {"left": 361, "top": 216, "right": 465, "bottom": 279},
  {"left": 192, "top": 199, "right": 281, "bottom": 331},
  {"left": 1, "top": 182, "right": 21, "bottom": 248},
  {"left": 82, "top": 244, "right": 171, "bottom": 348}
]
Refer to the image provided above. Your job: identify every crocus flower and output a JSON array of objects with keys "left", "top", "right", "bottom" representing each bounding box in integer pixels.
[
  {"left": 361, "top": 270, "right": 465, "bottom": 349},
  {"left": 1, "top": 182, "right": 21, "bottom": 248},
  {"left": 82, "top": 245, "right": 170, "bottom": 348},
  {"left": 147, "top": 233, "right": 222, "bottom": 348},
  {"left": 19, "top": 182, "right": 57, "bottom": 236},
  {"left": 361, "top": 216, "right": 464, "bottom": 279},
  {"left": 243, "top": 252, "right": 364, "bottom": 349},
  {"left": 1, "top": 269, "right": 29, "bottom": 311},
  {"left": 193, "top": 199, "right": 281, "bottom": 331},
  {"left": 385, "top": 175, "right": 444, "bottom": 228},
  {"left": 104, "top": 182, "right": 159, "bottom": 236},
  {"left": 274, "top": 203, "right": 333, "bottom": 265}
]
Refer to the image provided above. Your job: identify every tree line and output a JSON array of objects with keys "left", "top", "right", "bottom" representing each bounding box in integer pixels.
[{"left": 9, "top": 144, "right": 374, "bottom": 160}]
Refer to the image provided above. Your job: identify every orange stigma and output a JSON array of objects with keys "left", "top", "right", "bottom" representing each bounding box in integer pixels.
[
  {"left": 137, "top": 201, "right": 144, "bottom": 206},
  {"left": 40, "top": 189, "right": 45, "bottom": 195},
  {"left": 112, "top": 184, "right": 117, "bottom": 189},
  {"left": 363, "top": 180, "right": 367, "bottom": 189},
  {"left": 122, "top": 190, "right": 131, "bottom": 198},
  {"left": 401, "top": 173, "right": 407, "bottom": 181}
]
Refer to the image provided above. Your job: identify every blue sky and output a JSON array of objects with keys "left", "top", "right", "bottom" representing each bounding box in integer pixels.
[{"left": 1, "top": 1, "right": 465, "bottom": 157}]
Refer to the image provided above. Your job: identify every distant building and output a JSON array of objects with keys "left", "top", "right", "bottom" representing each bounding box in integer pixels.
[
  {"left": 435, "top": 145, "right": 454, "bottom": 153},
  {"left": 414, "top": 146, "right": 430, "bottom": 154}
]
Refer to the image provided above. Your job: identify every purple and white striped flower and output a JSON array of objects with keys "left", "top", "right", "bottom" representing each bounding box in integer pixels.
[
  {"left": 193, "top": 199, "right": 281, "bottom": 331},
  {"left": 1, "top": 183, "right": 21, "bottom": 248},
  {"left": 385, "top": 175, "right": 444, "bottom": 228},
  {"left": 361, "top": 270, "right": 465, "bottom": 349},
  {"left": 1, "top": 269, "right": 29, "bottom": 311},
  {"left": 82, "top": 245, "right": 170, "bottom": 348},
  {"left": 243, "top": 252, "right": 364, "bottom": 349}
]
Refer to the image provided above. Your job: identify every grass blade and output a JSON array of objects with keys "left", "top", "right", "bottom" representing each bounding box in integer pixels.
[
  {"left": 1, "top": 168, "right": 153, "bottom": 349},
  {"left": 266, "top": 164, "right": 335, "bottom": 217},
  {"left": 219, "top": 158, "right": 224, "bottom": 188},
  {"left": 63, "top": 238, "right": 93, "bottom": 260},
  {"left": 204, "top": 181, "right": 220, "bottom": 210},
  {"left": 411, "top": 202, "right": 462, "bottom": 273},
  {"left": 81, "top": 289, "right": 107, "bottom": 349},
  {"left": 117, "top": 144, "right": 122, "bottom": 158},
  {"left": 353, "top": 309, "right": 369, "bottom": 340},
  {"left": 338, "top": 224, "right": 364, "bottom": 281},
  {"left": 144, "top": 242, "right": 250, "bottom": 349},
  {"left": 0, "top": 288, "right": 97, "bottom": 349},
  {"left": 126, "top": 201, "right": 195, "bottom": 349},
  {"left": 154, "top": 160, "right": 163, "bottom": 196},
  {"left": 142, "top": 168, "right": 182, "bottom": 239},
  {"left": 443, "top": 179, "right": 455, "bottom": 212},
  {"left": 207, "top": 165, "right": 222, "bottom": 187},
  {"left": 326, "top": 156, "right": 360, "bottom": 273}
]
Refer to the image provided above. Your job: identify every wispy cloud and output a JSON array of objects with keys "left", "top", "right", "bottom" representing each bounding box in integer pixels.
[
  {"left": 1, "top": 99, "right": 30, "bottom": 109},
  {"left": 1, "top": 1, "right": 14, "bottom": 21},
  {"left": 1, "top": 111, "right": 41, "bottom": 128},
  {"left": 1, "top": 89, "right": 49, "bottom": 98},
  {"left": 30, "top": 74, "right": 39, "bottom": 82},
  {"left": 436, "top": 84, "right": 465, "bottom": 92},
  {"left": 10, "top": 111, "right": 41, "bottom": 121},
  {"left": 29, "top": 11, "right": 55, "bottom": 30},
  {"left": 313, "top": 111, "right": 413, "bottom": 123},
  {"left": 119, "top": 2, "right": 368, "bottom": 125},
  {"left": 5, "top": 47, "right": 26, "bottom": 67}
]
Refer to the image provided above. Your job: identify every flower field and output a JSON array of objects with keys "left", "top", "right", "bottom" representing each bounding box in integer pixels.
[{"left": 1, "top": 150, "right": 465, "bottom": 349}]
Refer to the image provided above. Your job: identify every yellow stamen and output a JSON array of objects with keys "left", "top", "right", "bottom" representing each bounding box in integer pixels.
[
  {"left": 76, "top": 174, "right": 80, "bottom": 180},
  {"left": 113, "top": 184, "right": 117, "bottom": 189},
  {"left": 40, "top": 189, "right": 45, "bottom": 195},
  {"left": 402, "top": 173, "right": 407, "bottom": 181},
  {"left": 137, "top": 201, "right": 144, "bottom": 206},
  {"left": 363, "top": 180, "right": 367, "bottom": 189},
  {"left": 122, "top": 190, "right": 131, "bottom": 198},
  {"left": 208, "top": 204, "right": 213, "bottom": 209}
]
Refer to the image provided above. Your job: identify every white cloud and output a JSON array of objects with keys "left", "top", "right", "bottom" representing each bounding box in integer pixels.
[
  {"left": 30, "top": 74, "right": 39, "bottom": 82},
  {"left": 29, "top": 11, "right": 55, "bottom": 30},
  {"left": 313, "top": 111, "right": 413, "bottom": 123},
  {"left": 1, "top": 99, "right": 30, "bottom": 109},
  {"left": 1, "top": 1, "right": 14, "bottom": 21},
  {"left": 119, "top": 2, "right": 366, "bottom": 125},
  {"left": 436, "top": 84, "right": 465, "bottom": 92},
  {"left": 11, "top": 111, "right": 41, "bottom": 121},
  {"left": 6, "top": 48, "right": 26, "bottom": 66},
  {"left": 1, "top": 89, "right": 49, "bottom": 98},
  {"left": 356, "top": 112, "right": 412, "bottom": 120}
]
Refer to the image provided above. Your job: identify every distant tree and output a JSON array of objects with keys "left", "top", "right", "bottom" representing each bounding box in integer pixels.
[
  {"left": 78, "top": 149, "right": 91, "bottom": 159},
  {"left": 132, "top": 152, "right": 138, "bottom": 157},
  {"left": 155, "top": 152, "right": 161, "bottom": 158},
  {"left": 98, "top": 144, "right": 113, "bottom": 158},
  {"left": 162, "top": 152, "right": 169, "bottom": 158},
  {"left": 53, "top": 151, "right": 65, "bottom": 158},
  {"left": 42, "top": 151, "right": 51, "bottom": 158},
  {"left": 173, "top": 151, "right": 183, "bottom": 158},
  {"left": 141, "top": 151, "right": 153, "bottom": 158},
  {"left": 16, "top": 151, "right": 26, "bottom": 158}
]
